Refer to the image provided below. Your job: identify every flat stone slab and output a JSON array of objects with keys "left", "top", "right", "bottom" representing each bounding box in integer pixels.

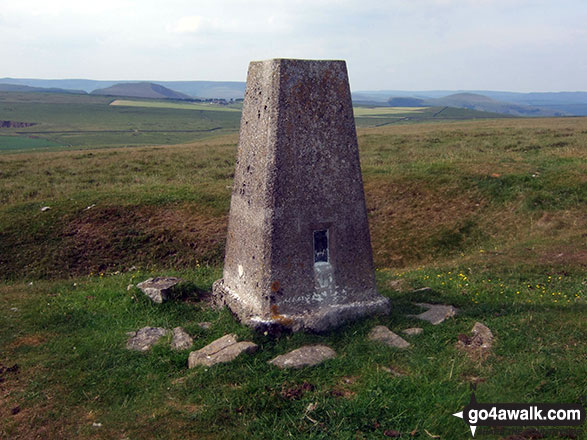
[
  {"left": 171, "top": 327, "right": 193, "bottom": 351},
  {"left": 402, "top": 327, "right": 423, "bottom": 336},
  {"left": 188, "top": 334, "right": 258, "bottom": 368},
  {"left": 136, "top": 277, "right": 183, "bottom": 303},
  {"left": 411, "top": 303, "right": 458, "bottom": 325},
  {"left": 458, "top": 322, "right": 494, "bottom": 361},
  {"left": 368, "top": 326, "right": 410, "bottom": 349},
  {"left": 126, "top": 327, "right": 169, "bottom": 351},
  {"left": 269, "top": 345, "right": 336, "bottom": 369}
]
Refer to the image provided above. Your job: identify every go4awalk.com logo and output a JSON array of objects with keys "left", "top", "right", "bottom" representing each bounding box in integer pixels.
[{"left": 453, "top": 392, "right": 585, "bottom": 437}]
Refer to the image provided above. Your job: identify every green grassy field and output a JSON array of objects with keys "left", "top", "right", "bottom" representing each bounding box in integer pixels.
[
  {"left": 1, "top": 91, "right": 508, "bottom": 153},
  {"left": 110, "top": 99, "right": 242, "bottom": 112},
  {"left": 0, "top": 92, "right": 242, "bottom": 150},
  {"left": 0, "top": 92, "right": 585, "bottom": 439},
  {"left": 0, "top": 135, "right": 64, "bottom": 151}
]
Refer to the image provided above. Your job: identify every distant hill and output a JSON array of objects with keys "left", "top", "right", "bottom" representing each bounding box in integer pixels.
[
  {"left": 0, "top": 78, "right": 247, "bottom": 100},
  {"left": 387, "top": 97, "right": 427, "bottom": 107},
  {"left": 383, "top": 92, "right": 567, "bottom": 117},
  {"left": 90, "top": 82, "right": 191, "bottom": 100},
  {"left": 0, "top": 83, "right": 87, "bottom": 95},
  {"left": 434, "top": 93, "right": 565, "bottom": 116}
]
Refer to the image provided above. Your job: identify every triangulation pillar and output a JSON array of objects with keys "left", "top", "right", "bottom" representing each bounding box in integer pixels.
[{"left": 213, "top": 58, "right": 390, "bottom": 332}]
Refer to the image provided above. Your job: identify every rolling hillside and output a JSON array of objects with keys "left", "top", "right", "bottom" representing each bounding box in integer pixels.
[
  {"left": 383, "top": 92, "right": 566, "bottom": 117},
  {"left": 90, "top": 82, "right": 191, "bottom": 100}
]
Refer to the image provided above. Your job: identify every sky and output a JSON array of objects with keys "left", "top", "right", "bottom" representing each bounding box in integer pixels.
[{"left": 1, "top": 0, "right": 586, "bottom": 92}]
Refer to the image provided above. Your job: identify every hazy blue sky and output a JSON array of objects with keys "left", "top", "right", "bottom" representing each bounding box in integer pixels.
[{"left": 1, "top": 0, "right": 585, "bottom": 91}]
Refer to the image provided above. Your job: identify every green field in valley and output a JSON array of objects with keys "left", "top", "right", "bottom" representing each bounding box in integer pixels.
[
  {"left": 0, "top": 92, "right": 242, "bottom": 151},
  {"left": 0, "top": 90, "right": 585, "bottom": 439},
  {"left": 0, "top": 91, "right": 511, "bottom": 153},
  {"left": 110, "top": 99, "right": 242, "bottom": 112},
  {"left": 0, "top": 135, "right": 64, "bottom": 151}
]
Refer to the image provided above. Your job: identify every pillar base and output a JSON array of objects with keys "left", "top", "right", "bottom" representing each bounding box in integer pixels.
[{"left": 213, "top": 279, "right": 391, "bottom": 333}]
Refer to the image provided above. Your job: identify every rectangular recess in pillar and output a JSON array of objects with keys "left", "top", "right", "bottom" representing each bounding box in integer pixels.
[{"left": 313, "top": 229, "right": 329, "bottom": 263}]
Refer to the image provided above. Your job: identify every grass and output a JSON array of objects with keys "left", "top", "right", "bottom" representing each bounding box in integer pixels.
[
  {"left": 0, "top": 92, "right": 241, "bottom": 150},
  {"left": 110, "top": 99, "right": 242, "bottom": 112},
  {"left": 353, "top": 107, "right": 430, "bottom": 116},
  {"left": 1, "top": 91, "right": 506, "bottom": 153},
  {"left": 0, "top": 92, "right": 585, "bottom": 438},
  {"left": 1, "top": 268, "right": 584, "bottom": 439},
  {"left": 0, "top": 135, "right": 64, "bottom": 151}
]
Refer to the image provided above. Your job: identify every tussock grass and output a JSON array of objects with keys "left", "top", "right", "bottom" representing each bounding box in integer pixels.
[{"left": 0, "top": 114, "right": 585, "bottom": 439}]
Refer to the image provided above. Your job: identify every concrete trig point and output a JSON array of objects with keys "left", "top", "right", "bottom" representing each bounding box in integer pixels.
[{"left": 213, "top": 58, "right": 390, "bottom": 332}]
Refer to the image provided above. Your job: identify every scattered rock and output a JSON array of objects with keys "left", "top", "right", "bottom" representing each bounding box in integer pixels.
[
  {"left": 412, "top": 287, "right": 435, "bottom": 295},
  {"left": 411, "top": 303, "right": 458, "bottom": 325},
  {"left": 197, "top": 321, "right": 212, "bottom": 330},
  {"left": 136, "top": 276, "right": 183, "bottom": 303},
  {"left": 188, "top": 334, "right": 258, "bottom": 368},
  {"left": 40, "top": 206, "right": 51, "bottom": 212},
  {"left": 269, "top": 345, "right": 336, "bottom": 369},
  {"left": 171, "top": 327, "right": 193, "bottom": 351},
  {"left": 381, "top": 365, "right": 405, "bottom": 377},
  {"left": 127, "top": 284, "right": 134, "bottom": 291},
  {"left": 368, "top": 326, "right": 410, "bottom": 349},
  {"left": 85, "top": 204, "right": 96, "bottom": 210},
  {"left": 402, "top": 327, "right": 423, "bottom": 336},
  {"left": 458, "top": 322, "right": 494, "bottom": 361},
  {"left": 92, "top": 422, "right": 102, "bottom": 428},
  {"left": 126, "top": 327, "right": 169, "bottom": 351},
  {"left": 10, "top": 307, "right": 18, "bottom": 312}
]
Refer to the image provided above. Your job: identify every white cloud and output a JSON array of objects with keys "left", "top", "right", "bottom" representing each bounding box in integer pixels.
[
  {"left": 0, "top": 0, "right": 585, "bottom": 90},
  {"left": 169, "top": 16, "right": 204, "bottom": 33}
]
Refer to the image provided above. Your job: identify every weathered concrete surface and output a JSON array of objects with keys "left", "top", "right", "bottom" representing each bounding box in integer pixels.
[
  {"left": 411, "top": 303, "right": 458, "bottom": 325},
  {"left": 126, "top": 327, "right": 169, "bottom": 351},
  {"left": 214, "top": 58, "right": 390, "bottom": 332},
  {"left": 368, "top": 326, "right": 410, "bottom": 349},
  {"left": 269, "top": 345, "right": 336, "bottom": 369},
  {"left": 171, "top": 327, "right": 193, "bottom": 350},
  {"left": 188, "top": 334, "right": 258, "bottom": 368},
  {"left": 136, "top": 277, "right": 183, "bottom": 303}
]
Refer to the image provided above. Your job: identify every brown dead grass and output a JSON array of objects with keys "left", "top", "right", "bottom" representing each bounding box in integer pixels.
[
  {"left": 8, "top": 333, "right": 52, "bottom": 349},
  {"left": 58, "top": 204, "right": 227, "bottom": 275},
  {"left": 365, "top": 177, "right": 486, "bottom": 267}
]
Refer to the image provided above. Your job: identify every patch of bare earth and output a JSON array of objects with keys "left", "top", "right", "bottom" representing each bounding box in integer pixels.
[
  {"left": 365, "top": 178, "right": 485, "bottom": 267},
  {"left": 59, "top": 204, "right": 227, "bottom": 275}
]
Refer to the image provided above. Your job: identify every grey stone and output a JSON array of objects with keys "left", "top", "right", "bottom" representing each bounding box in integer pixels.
[
  {"left": 40, "top": 206, "right": 51, "bottom": 212},
  {"left": 188, "top": 334, "right": 258, "bottom": 368},
  {"left": 136, "top": 276, "right": 183, "bottom": 303},
  {"left": 213, "top": 58, "right": 390, "bottom": 333},
  {"left": 126, "top": 327, "right": 169, "bottom": 351},
  {"left": 368, "top": 326, "right": 410, "bottom": 349},
  {"left": 171, "top": 327, "right": 193, "bottom": 351},
  {"left": 412, "top": 287, "right": 435, "bottom": 295},
  {"left": 269, "top": 345, "right": 336, "bottom": 369},
  {"left": 471, "top": 322, "right": 493, "bottom": 348},
  {"left": 459, "top": 322, "right": 493, "bottom": 350},
  {"left": 381, "top": 365, "right": 405, "bottom": 377},
  {"left": 402, "top": 327, "right": 423, "bottom": 336},
  {"left": 197, "top": 321, "right": 212, "bottom": 330},
  {"left": 457, "top": 322, "right": 494, "bottom": 361},
  {"left": 411, "top": 303, "right": 458, "bottom": 325}
]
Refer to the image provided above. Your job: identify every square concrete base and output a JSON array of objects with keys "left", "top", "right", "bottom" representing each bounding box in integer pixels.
[{"left": 213, "top": 279, "right": 391, "bottom": 333}]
